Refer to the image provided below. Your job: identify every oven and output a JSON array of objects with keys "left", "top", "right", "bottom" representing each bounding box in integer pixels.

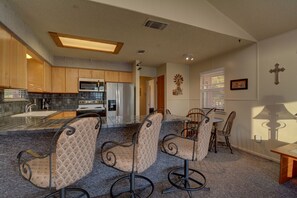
[{"left": 76, "top": 100, "right": 106, "bottom": 117}]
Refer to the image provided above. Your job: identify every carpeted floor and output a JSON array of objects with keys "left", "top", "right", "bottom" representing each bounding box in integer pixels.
[{"left": 95, "top": 147, "right": 297, "bottom": 198}]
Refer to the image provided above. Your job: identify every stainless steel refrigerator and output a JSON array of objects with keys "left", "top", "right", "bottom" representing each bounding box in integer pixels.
[{"left": 106, "top": 82, "right": 135, "bottom": 117}]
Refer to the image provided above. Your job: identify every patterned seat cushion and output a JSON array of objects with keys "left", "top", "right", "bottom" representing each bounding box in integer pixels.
[
  {"left": 102, "top": 144, "right": 136, "bottom": 172},
  {"left": 163, "top": 137, "right": 196, "bottom": 160},
  {"left": 20, "top": 154, "right": 56, "bottom": 188}
]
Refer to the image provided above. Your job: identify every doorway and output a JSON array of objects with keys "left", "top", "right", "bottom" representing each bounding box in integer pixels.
[
  {"left": 157, "top": 75, "right": 165, "bottom": 114},
  {"left": 140, "top": 76, "right": 154, "bottom": 115}
]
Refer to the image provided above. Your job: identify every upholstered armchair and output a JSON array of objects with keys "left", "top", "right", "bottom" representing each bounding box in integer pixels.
[
  {"left": 161, "top": 113, "right": 213, "bottom": 197},
  {"left": 101, "top": 113, "right": 163, "bottom": 197},
  {"left": 17, "top": 113, "right": 102, "bottom": 198}
]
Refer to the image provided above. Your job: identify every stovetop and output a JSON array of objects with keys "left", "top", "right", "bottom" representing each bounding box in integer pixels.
[{"left": 77, "top": 100, "right": 105, "bottom": 111}]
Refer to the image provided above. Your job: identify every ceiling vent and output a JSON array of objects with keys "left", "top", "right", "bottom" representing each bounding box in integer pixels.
[{"left": 144, "top": 19, "right": 168, "bottom": 30}]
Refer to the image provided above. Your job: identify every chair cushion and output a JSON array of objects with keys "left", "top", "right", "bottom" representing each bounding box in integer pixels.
[
  {"left": 102, "top": 144, "right": 136, "bottom": 172},
  {"left": 163, "top": 137, "right": 196, "bottom": 160},
  {"left": 20, "top": 154, "right": 56, "bottom": 188}
]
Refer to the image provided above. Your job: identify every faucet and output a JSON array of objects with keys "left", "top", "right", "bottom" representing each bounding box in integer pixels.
[{"left": 25, "top": 103, "right": 37, "bottom": 113}]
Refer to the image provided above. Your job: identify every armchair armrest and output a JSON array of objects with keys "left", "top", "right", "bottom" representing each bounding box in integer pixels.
[
  {"left": 101, "top": 140, "right": 134, "bottom": 168},
  {"left": 17, "top": 149, "right": 49, "bottom": 181},
  {"left": 161, "top": 132, "right": 196, "bottom": 157}
]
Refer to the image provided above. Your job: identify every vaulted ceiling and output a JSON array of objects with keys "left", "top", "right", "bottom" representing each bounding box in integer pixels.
[{"left": 6, "top": 0, "right": 297, "bottom": 67}]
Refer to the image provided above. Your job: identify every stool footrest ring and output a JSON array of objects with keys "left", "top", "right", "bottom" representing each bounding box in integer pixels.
[
  {"left": 110, "top": 174, "right": 154, "bottom": 198},
  {"left": 167, "top": 167, "right": 207, "bottom": 192}
]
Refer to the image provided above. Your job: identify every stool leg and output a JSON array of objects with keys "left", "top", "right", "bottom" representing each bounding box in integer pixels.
[{"left": 130, "top": 172, "right": 135, "bottom": 197}]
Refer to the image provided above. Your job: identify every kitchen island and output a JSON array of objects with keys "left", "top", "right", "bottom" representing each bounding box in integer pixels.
[{"left": 0, "top": 111, "right": 188, "bottom": 198}]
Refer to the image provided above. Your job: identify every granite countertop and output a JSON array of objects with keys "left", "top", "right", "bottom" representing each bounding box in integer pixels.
[{"left": 0, "top": 111, "right": 188, "bottom": 135}]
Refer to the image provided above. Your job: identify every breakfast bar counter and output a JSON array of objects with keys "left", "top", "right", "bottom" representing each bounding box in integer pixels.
[{"left": 0, "top": 112, "right": 188, "bottom": 197}]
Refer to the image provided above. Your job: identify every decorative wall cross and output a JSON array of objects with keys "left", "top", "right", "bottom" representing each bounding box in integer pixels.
[{"left": 269, "top": 63, "right": 285, "bottom": 85}]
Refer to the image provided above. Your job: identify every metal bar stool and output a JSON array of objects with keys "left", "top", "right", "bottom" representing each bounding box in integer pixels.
[
  {"left": 161, "top": 113, "right": 214, "bottom": 197},
  {"left": 101, "top": 113, "right": 163, "bottom": 197},
  {"left": 17, "top": 113, "right": 102, "bottom": 198}
]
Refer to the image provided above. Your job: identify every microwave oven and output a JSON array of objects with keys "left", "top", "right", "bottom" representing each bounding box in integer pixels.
[{"left": 79, "top": 78, "right": 105, "bottom": 92}]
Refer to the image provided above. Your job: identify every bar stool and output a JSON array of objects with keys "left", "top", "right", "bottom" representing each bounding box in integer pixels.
[
  {"left": 17, "top": 113, "right": 102, "bottom": 198},
  {"left": 101, "top": 113, "right": 163, "bottom": 197},
  {"left": 161, "top": 113, "right": 213, "bottom": 197}
]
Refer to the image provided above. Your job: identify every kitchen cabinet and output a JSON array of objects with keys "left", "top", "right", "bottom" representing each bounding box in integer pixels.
[
  {"left": 27, "top": 59, "right": 44, "bottom": 92},
  {"left": 92, "top": 70, "right": 104, "bottom": 79},
  {"left": 27, "top": 60, "right": 52, "bottom": 93},
  {"left": 79, "top": 68, "right": 104, "bottom": 79},
  {"left": 0, "top": 30, "right": 10, "bottom": 87},
  {"left": 104, "top": 71, "right": 119, "bottom": 82},
  {"left": 65, "top": 68, "right": 79, "bottom": 93},
  {"left": 0, "top": 26, "right": 11, "bottom": 87},
  {"left": 119, "top": 72, "right": 133, "bottom": 83},
  {"left": 0, "top": 26, "right": 27, "bottom": 89},
  {"left": 79, "top": 69, "right": 92, "bottom": 78},
  {"left": 44, "top": 62, "right": 52, "bottom": 92},
  {"left": 9, "top": 37, "right": 27, "bottom": 89},
  {"left": 51, "top": 67, "right": 66, "bottom": 93}
]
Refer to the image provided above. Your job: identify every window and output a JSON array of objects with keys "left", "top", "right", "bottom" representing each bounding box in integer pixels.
[{"left": 200, "top": 68, "right": 224, "bottom": 110}]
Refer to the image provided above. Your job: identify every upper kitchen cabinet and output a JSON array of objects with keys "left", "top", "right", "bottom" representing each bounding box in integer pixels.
[
  {"left": 27, "top": 59, "right": 44, "bottom": 92},
  {"left": 92, "top": 70, "right": 104, "bottom": 79},
  {"left": 105, "top": 71, "right": 119, "bottom": 82},
  {"left": 27, "top": 59, "right": 52, "bottom": 93},
  {"left": 79, "top": 68, "right": 104, "bottom": 79},
  {"left": 51, "top": 67, "right": 66, "bottom": 93},
  {"left": 9, "top": 37, "right": 27, "bottom": 89},
  {"left": 0, "top": 26, "right": 27, "bottom": 89},
  {"left": 119, "top": 72, "right": 133, "bottom": 83},
  {"left": 79, "top": 69, "right": 92, "bottom": 78},
  {"left": 44, "top": 62, "right": 52, "bottom": 92},
  {"left": 65, "top": 68, "right": 78, "bottom": 93},
  {"left": 0, "top": 26, "right": 11, "bottom": 87}
]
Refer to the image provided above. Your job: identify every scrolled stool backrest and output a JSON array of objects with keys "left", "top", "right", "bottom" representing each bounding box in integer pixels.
[
  {"left": 195, "top": 114, "right": 213, "bottom": 161},
  {"left": 136, "top": 113, "right": 163, "bottom": 173},
  {"left": 54, "top": 115, "right": 101, "bottom": 189}
]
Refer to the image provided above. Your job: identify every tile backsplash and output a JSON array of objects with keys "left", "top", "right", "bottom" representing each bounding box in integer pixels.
[{"left": 0, "top": 92, "right": 105, "bottom": 117}]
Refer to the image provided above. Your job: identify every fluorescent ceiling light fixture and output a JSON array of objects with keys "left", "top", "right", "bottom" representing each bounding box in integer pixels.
[
  {"left": 26, "top": 54, "right": 32, "bottom": 59},
  {"left": 49, "top": 32, "right": 123, "bottom": 54}
]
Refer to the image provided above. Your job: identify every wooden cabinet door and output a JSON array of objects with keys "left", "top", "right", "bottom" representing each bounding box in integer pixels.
[
  {"left": 105, "top": 71, "right": 119, "bottom": 82},
  {"left": 92, "top": 70, "right": 104, "bottom": 79},
  {"left": 27, "top": 59, "right": 44, "bottom": 92},
  {"left": 0, "top": 27, "right": 11, "bottom": 87},
  {"left": 51, "top": 67, "right": 65, "bottom": 93},
  {"left": 9, "top": 37, "right": 27, "bottom": 89},
  {"left": 119, "top": 72, "right": 133, "bottom": 83},
  {"left": 44, "top": 62, "right": 52, "bottom": 92},
  {"left": 66, "top": 68, "right": 78, "bottom": 93},
  {"left": 79, "top": 69, "right": 92, "bottom": 78}
]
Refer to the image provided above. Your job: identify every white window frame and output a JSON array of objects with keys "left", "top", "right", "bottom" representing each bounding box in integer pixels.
[{"left": 200, "top": 68, "right": 224, "bottom": 110}]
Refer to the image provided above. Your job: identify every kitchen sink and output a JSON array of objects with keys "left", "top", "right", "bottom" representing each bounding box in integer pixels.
[{"left": 11, "top": 111, "right": 57, "bottom": 117}]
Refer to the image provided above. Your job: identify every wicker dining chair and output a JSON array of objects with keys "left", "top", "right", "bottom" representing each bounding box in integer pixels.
[
  {"left": 17, "top": 113, "right": 102, "bottom": 198},
  {"left": 216, "top": 111, "right": 236, "bottom": 154}
]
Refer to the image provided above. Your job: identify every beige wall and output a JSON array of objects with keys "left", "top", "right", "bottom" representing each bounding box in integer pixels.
[
  {"left": 166, "top": 63, "right": 189, "bottom": 116},
  {"left": 189, "top": 28, "right": 297, "bottom": 161}
]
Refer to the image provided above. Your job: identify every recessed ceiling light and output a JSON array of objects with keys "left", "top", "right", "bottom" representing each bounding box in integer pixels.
[
  {"left": 49, "top": 32, "right": 123, "bottom": 54},
  {"left": 183, "top": 54, "right": 194, "bottom": 61}
]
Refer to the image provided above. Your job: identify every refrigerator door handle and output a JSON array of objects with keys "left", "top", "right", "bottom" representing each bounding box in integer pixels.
[{"left": 116, "top": 85, "right": 119, "bottom": 116}]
